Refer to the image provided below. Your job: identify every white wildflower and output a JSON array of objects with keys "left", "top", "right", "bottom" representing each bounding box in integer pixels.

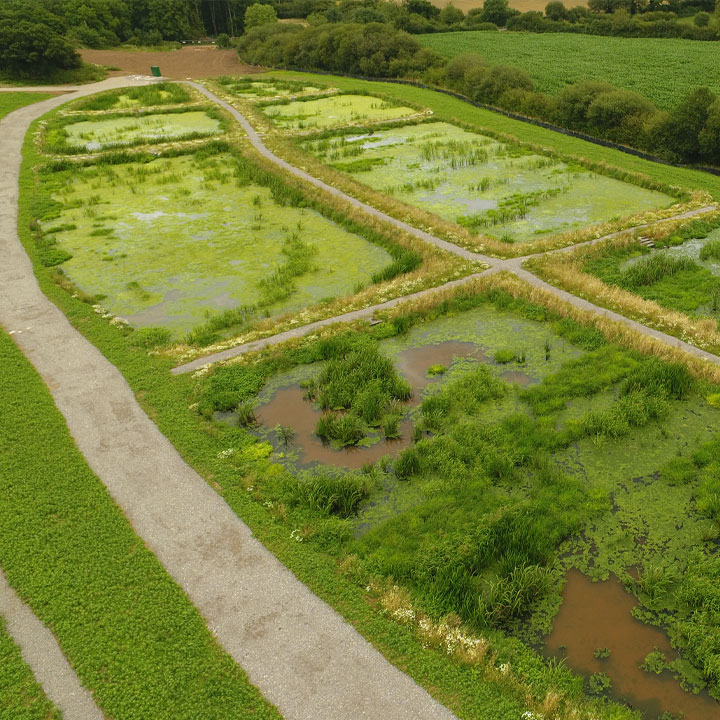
[{"left": 217, "top": 448, "right": 235, "bottom": 459}]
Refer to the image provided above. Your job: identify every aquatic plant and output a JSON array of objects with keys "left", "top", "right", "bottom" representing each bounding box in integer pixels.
[
  {"left": 588, "top": 672, "right": 612, "bottom": 695},
  {"left": 275, "top": 424, "right": 295, "bottom": 445},
  {"left": 236, "top": 400, "right": 256, "bottom": 426},
  {"left": 285, "top": 469, "right": 369, "bottom": 518},
  {"left": 700, "top": 240, "right": 720, "bottom": 261}
]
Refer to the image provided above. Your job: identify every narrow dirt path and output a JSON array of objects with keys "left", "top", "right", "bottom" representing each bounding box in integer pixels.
[
  {"left": 0, "top": 81, "right": 456, "bottom": 720},
  {"left": 0, "top": 570, "right": 104, "bottom": 719}
]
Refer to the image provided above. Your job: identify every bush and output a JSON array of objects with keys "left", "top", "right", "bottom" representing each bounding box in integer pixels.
[
  {"left": 238, "top": 21, "right": 444, "bottom": 78},
  {"left": 244, "top": 3, "right": 278, "bottom": 30},
  {"left": 216, "top": 33, "right": 232, "bottom": 48},
  {"left": 129, "top": 327, "right": 171, "bottom": 348}
]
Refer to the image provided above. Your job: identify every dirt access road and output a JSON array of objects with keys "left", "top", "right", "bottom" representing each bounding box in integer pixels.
[{"left": 81, "top": 46, "right": 261, "bottom": 79}]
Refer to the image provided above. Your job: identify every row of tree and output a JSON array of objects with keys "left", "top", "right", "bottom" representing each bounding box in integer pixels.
[
  {"left": 237, "top": 21, "right": 720, "bottom": 165},
  {"left": 252, "top": 0, "right": 720, "bottom": 39},
  {"left": 0, "top": 0, "right": 280, "bottom": 54}
]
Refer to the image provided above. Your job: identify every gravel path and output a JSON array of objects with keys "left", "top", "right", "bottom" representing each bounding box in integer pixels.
[
  {"left": 0, "top": 80, "right": 456, "bottom": 720},
  {"left": 0, "top": 570, "right": 104, "bottom": 719}
]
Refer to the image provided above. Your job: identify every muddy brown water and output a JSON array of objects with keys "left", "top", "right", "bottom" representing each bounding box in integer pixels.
[
  {"left": 546, "top": 569, "right": 720, "bottom": 719},
  {"left": 255, "top": 386, "right": 412, "bottom": 469},
  {"left": 499, "top": 370, "right": 533, "bottom": 386},
  {"left": 255, "top": 342, "right": 485, "bottom": 469},
  {"left": 393, "top": 341, "right": 484, "bottom": 396}
]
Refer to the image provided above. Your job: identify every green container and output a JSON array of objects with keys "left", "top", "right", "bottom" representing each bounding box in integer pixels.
[{"left": 150, "top": 66, "right": 161, "bottom": 77}]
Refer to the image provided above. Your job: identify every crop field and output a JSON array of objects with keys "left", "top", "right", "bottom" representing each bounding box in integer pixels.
[
  {"left": 302, "top": 121, "right": 672, "bottom": 244},
  {"left": 261, "top": 94, "right": 422, "bottom": 130},
  {"left": 38, "top": 150, "right": 392, "bottom": 335},
  {"left": 418, "top": 32, "right": 720, "bottom": 111}
]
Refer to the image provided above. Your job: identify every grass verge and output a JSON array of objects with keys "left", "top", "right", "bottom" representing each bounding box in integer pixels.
[
  {"left": 0, "top": 617, "right": 59, "bottom": 720},
  {"left": 0, "top": 92, "right": 55, "bottom": 121}
]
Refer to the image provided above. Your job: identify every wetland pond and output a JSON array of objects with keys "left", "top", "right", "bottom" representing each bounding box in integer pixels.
[
  {"left": 304, "top": 122, "right": 673, "bottom": 243},
  {"left": 218, "top": 302, "right": 720, "bottom": 718},
  {"left": 547, "top": 570, "right": 720, "bottom": 720},
  {"left": 242, "top": 305, "right": 563, "bottom": 469}
]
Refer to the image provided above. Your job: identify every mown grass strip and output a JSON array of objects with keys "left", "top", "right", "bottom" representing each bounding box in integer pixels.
[
  {"left": 0, "top": 92, "right": 54, "bottom": 121},
  {"left": 0, "top": 330, "right": 281, "bottom": 720},
  {"left": 0, "top": 616, "right": 59, "bottom": 720}
]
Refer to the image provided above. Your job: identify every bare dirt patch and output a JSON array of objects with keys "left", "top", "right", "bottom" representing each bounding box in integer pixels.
[{"left": 80, "top": 47, "right": 261, "bottom": 80}]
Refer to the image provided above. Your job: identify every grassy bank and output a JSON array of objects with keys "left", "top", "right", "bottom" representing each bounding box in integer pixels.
[
  {"left": 418, "top": 32, "right": 720, "bottom": 111},
  {"left": 0, "top": 330, "right": 280, "bottom": 719},
  {"left": 0, "top": 617, "right": 59, "bottom": 720},
  {"left": 0, "top": 92, "right": 55, "bottom": 121}
]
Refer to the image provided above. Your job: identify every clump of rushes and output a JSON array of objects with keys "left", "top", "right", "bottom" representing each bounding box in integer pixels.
[
  {"left": 313, "top": 343, "right": 411, "bottom": 447},
  {"left": 427, "top": 364, "right": 447, "bottom": 376},
  {"left": 493, "top": 349, "right": 515, "bottom": 364},
  {"left": 700, "top": 240, "right": 720, "bottom": 261},
  {"left": 236, "top": 400, "right": 256, "bottom": 426},
  {"left": 275, "top": 424, "right": 295, "bottom": 445}
]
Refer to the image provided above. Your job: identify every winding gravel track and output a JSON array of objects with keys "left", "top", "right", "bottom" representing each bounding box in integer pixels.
[
  {"left": 0, "top": 80, "right": 456, "bottom": 720},
  {"left": 176, "top": 82, "right": 719, "bottom": 373}
]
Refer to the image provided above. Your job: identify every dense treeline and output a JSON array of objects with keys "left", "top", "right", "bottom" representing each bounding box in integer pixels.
[
  {"left": 293, "top": 0, "right": 720, "bottom": 41},
  {"left": 238, "top": 22, "right": 720, "bottom": 165},
  {"left": 0, "top": 0, "right": 278, "bottom": 51},
  {"left": 237, "top": 22, "right": 444, "bottom": 77}
]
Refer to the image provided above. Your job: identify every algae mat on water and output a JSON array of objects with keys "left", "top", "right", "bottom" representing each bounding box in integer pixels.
[
  {"left": 304, "top": 122, "right": 673, "bottom": 243},
  {"left": 60, "top": 110, "right": 222, "bottom": 151},
  {"left": 44, "top": 152, "right": 392, "bottom": 334},
  {"left": 262, "top": 94, "right": 420, "bottom": 130}
]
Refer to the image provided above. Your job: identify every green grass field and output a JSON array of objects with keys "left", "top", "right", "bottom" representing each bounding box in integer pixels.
[
  {"left": 418, "top": 31, "right": 720, "bottom": 111},
  {"left": 0, "top": 617, "right": 58, "bottom": 720},
  {"left": 0, "top": 92, "right": 54, "bottom": 121},
  {"left": 0, "top": 330, "right": 281, "bottom": 719}
]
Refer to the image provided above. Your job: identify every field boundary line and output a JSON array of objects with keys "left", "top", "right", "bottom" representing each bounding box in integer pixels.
[
  {"left": 1, "top": 79, "right": 457, "bottom": 720},
  {"left": 0, "top": 569, "right": 104, "bottom": 720}
]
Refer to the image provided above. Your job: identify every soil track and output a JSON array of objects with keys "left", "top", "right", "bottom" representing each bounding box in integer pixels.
[{"left": 80, "top": 47, "right": 261, "bottom": 79}]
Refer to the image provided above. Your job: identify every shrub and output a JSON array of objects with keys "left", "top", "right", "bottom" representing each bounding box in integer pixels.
[{"left": 216, "top": 33, "right": 232, "bottom": 49}]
